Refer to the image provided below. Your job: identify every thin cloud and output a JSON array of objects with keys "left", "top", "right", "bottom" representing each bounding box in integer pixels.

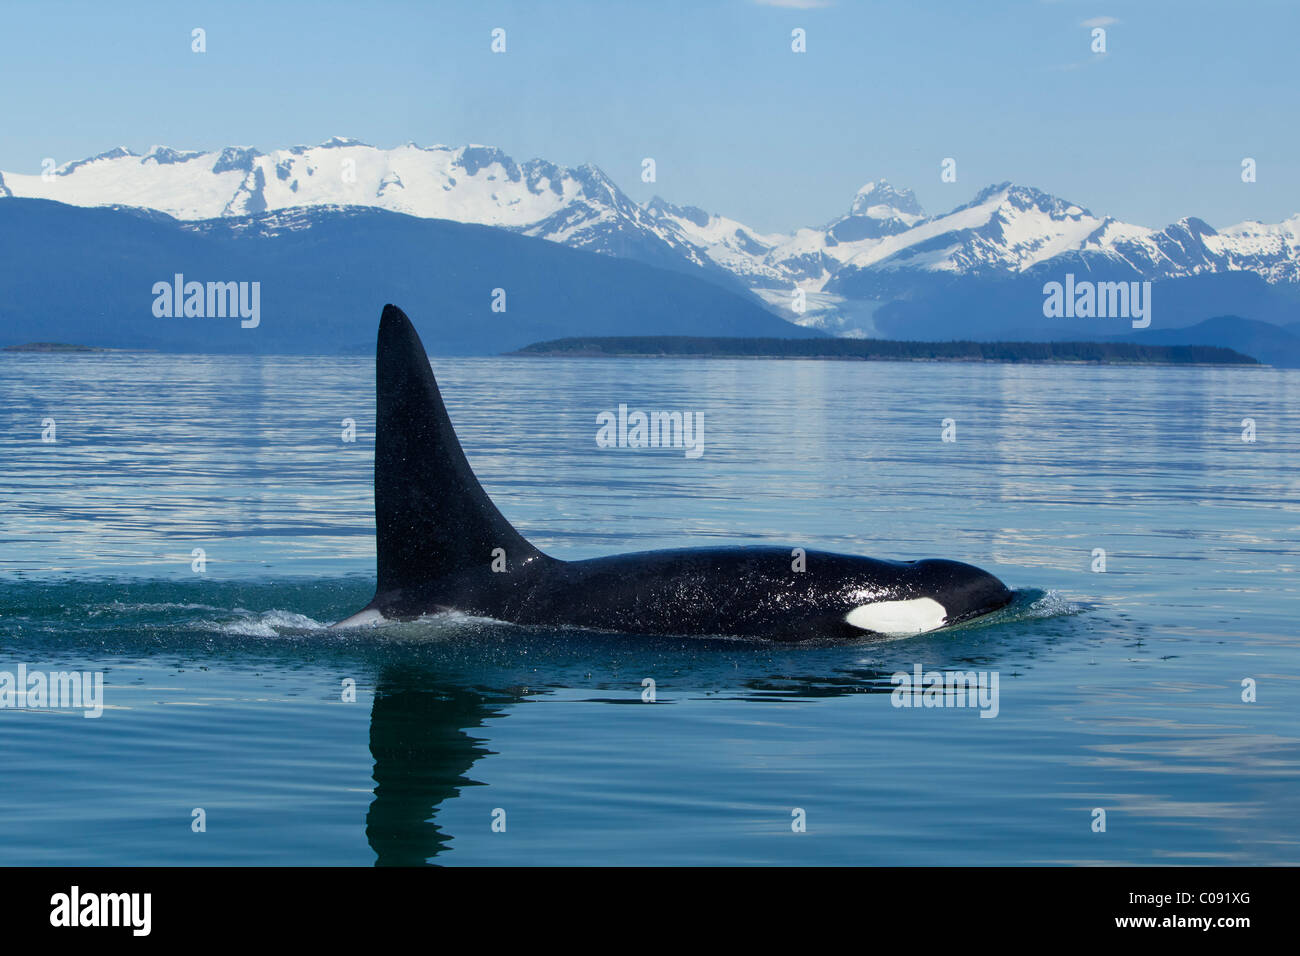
[{"left": 1081, "top": 16, "right": 1119, "bottom": 27}]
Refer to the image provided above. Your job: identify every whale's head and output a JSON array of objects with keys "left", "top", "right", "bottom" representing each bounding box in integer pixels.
[{"left": 842, "top": 558, "right": 1013, "bottom": 636}]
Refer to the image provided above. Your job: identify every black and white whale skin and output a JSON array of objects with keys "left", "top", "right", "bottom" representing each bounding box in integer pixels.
[{"left": 335, "top": 305, "right": 1014, "bottom": 641}]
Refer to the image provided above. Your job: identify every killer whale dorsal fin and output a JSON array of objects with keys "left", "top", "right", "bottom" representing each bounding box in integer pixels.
[{"left": 373, "top": 304, "right": 546, "bottom": 591}]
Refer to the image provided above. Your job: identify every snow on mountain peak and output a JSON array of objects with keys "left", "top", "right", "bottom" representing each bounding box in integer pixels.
[
  {"left": 57, "top": 146, "right": 138, "bottom": 176},
  {"left": 966, "top": 182, "right": 1096, "bottom": 221},
  {"left": 848, "top": 179, "right": 924, "bottom": 220},
  {"left": 320, "top": 136, "right": 367, "bottom": 148},
  {"left": 211, "top": 146, "right": 264, "bottom": 175},
  {"left": 143, "top": 145, "right": 205, "bottom": 166},
  {"left": 646, "top": 196, "right": 711, "bottom": 228}
]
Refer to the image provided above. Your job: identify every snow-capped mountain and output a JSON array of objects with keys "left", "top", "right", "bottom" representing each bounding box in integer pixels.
[
  {"left": 4, "top": 138, "right": 594, "bottom": 223},
  {"left": 834, "top": 180, "right": 927, "bottom": 240},
  {"left": 3, "top": 139, "right": 1298, "bottom": 337},
  {"left": 642, "top": 177, "right": 1299, "bottom": 333},
  {"left": 747, "top": 182, "right": 1300, "bottom": 296},
  {"left": 644, "top": 179, "right": 929, "bottom": 289},
  {"left": 1, "top": 138, "right": 731, "bottom": 283},
  {"left": 642, "top": 197, "right": 789, "bottom": 284}
]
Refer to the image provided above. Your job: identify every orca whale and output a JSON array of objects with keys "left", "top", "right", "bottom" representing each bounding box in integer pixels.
[{"left": 335, "top": 305, "right": 1014, "bottom": 641}]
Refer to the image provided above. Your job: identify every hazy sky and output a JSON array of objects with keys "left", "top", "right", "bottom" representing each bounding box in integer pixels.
[{"left": 2, "top": 0, "right": 1296, "bottom": 232}]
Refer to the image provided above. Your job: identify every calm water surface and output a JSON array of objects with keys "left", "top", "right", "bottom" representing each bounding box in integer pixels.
[{"left": 1, "top": 353, "right": 1297, "bottom": 865}]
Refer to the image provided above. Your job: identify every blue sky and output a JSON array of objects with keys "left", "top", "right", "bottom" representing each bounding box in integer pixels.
[{"left": 2, "top": 0, "right": 1296, "bottom": 232}]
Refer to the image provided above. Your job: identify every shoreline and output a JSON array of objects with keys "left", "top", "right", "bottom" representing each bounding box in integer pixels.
[
  {"left": 508, "top": 336, "right": 1264, "bottom": 367},
  {"left": 509, "top": 352, "right": 1267, "bottom": 367}
]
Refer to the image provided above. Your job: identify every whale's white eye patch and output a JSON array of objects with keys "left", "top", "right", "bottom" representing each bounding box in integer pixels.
[{"left": 845, "top": 597, "right": 948, "bottom": 635}]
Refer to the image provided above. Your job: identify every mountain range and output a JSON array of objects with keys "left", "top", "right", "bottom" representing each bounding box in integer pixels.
[
  {"left": 0, "top": 199, "right": 815, "bottom": 355},
  {"left": 2, "top": 138, "right": 1297, "bottom": 361}
]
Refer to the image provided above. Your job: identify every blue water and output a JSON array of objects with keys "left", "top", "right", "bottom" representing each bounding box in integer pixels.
[{"left": 1, "top": 353, "right": 1298, "bottom": 865}]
